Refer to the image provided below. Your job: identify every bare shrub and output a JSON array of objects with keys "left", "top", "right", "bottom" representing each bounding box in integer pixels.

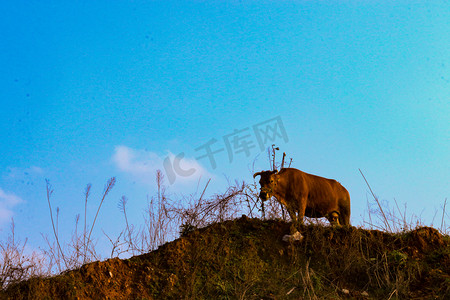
[
  {"left": 110, "top": 170, "right": 178, "bottom": 256},
  {"left": 141, "top": 170, "right": 176, "bottom": 250},
  {"left": 175, "top": 180, "right": 248, "bottom": 232},
  {"left": 112, "top": 170, "right": 269, "bottom": 254},
  {"left": 42, "top": 177, "right": 116, "bottom": 274},
  {"left": 0, "top": 220, "right": 47, "bottom": 289}
]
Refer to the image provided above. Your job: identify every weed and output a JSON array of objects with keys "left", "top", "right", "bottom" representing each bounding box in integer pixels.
[
  {"left": 0, "top": 220, "right": 47, "bottom": 289},
  {"left": 0, "top": 161, "right": 449, "bottom": 299}
]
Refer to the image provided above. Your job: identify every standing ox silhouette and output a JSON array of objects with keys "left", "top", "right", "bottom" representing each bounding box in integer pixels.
[{"left": 254, "top": 168, "right": 351, "bottom": 235}]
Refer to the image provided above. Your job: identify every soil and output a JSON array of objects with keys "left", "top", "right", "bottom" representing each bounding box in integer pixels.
[{"left": 2, "top": 216, "right": 449, "bottom": 299}]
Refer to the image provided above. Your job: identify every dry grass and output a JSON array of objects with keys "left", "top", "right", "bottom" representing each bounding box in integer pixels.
[
  {"left": 360, "top": 169, "right": 449, "bottom": 235},
  {"left": 0, "top": 220, "right": 48, "bottom": 289},
  {"left": 0, "top": 164, "right": 448, "bottom": 299}
]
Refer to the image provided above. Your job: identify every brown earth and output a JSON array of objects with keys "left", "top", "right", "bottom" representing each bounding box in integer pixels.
[{"left": 2, "top": 216, "right": 449, "bottom": 299}]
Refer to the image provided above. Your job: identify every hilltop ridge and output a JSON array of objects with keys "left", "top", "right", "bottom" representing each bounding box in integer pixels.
[{"left": 2, "top": 216, "right": 449, "bottom": 299}]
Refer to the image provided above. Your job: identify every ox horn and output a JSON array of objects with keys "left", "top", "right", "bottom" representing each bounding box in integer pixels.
[{"left": 253, "top": 171, "right": 263, "bottom": 178}]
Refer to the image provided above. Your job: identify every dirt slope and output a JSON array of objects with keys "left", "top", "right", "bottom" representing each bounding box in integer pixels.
[{"left": 2, "top": 216, "right": 449, "bottom": 299}]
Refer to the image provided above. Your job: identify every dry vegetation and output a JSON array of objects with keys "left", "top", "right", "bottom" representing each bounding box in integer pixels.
[
  {"left": 1, "top": 216, "right": 449, "bottom": 299},
  {"left": 0, "top": 152, "right": 449, "bottom": 299}
]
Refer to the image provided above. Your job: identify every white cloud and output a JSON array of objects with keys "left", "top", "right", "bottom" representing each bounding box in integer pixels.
[
  {"left": 0, "top": 188, "right": 24, "bottom": 224},
  {"left": 113, "top": 145, "right": 162, "bottom": 175},
  {"left": 112, "top": 145, "right": 213, "bottom": 187}
]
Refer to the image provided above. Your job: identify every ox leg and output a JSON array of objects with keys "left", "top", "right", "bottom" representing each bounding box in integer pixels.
[
  {"left": 282, "top": 206, "right": 304, "bottom": 242},
  {"left": 289, "top": 203, "right": 306, "bottom": 234},
  {"left": 339, "top": 209, "right": 350, "bottom": 226},
  {"left": 327, "top": 211, "right": 340, "bottom": 226},
  {"left": 296, "top": 198, "right": 307, "bottom": 231},
  {"left": 286, "top": 208, "right": 298, "bottom": 234},
  {"left": 337, "top": 201, "right": 351, "bottom": 226}
]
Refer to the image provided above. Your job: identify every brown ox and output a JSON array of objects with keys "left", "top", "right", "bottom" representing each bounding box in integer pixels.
[{"left": 254, "top": 168, "right": 351, "bottom": 231}]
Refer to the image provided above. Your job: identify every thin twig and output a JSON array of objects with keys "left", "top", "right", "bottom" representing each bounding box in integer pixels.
[
  {"left": 199, "top": 178, "right": 211, "bottom": 202},
  {"left": 45, "top": 179, "right": 68, "bottom": 270},
  {"left": 387, "top": 289, "right": 397, "bottom": 300},
  {"left": 86, "top": 177, "right": 116, "bottom": 255},
  {"left": 83, "top": 184, "right": 91, "bottom": 263},
  {"left": 441, "top": 198, "right": 447, "bottom": 233},
  {"left": 359, "top": 169, "right": 392, "bottom": 232}
]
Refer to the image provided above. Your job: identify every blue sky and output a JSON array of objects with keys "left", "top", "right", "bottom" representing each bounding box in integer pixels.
[{"left": 0, "top": 1, "right": 449, "bottom": 253}]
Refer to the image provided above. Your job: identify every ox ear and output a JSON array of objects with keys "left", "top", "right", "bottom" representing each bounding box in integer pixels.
[{"left": 253, "top": 171, "right": 263, "bottom": 179}]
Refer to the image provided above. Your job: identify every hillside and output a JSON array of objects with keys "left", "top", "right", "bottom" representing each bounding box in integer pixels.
[{"left": 2, "top": 216, "right": 449, "bottom": 299}]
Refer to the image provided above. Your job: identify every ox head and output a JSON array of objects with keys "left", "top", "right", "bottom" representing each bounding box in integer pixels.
[{"left": 253, "top": 170, "right": 279, "bottom": 201}]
